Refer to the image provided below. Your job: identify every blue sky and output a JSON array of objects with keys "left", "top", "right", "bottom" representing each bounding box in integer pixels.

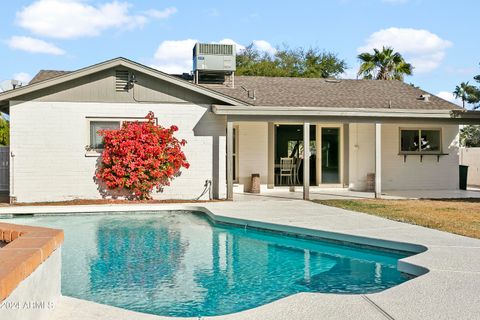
[{"left": 0, "top": 0, "right": 479, "bottom": 106}]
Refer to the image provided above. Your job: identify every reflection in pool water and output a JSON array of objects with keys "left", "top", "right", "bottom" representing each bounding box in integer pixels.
[{"left": 9, "top": 212, "right": 413, "bottom": 317}]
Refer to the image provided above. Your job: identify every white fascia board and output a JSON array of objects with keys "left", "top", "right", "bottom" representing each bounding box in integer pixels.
[{"left": 212, "top": 105, "right": 456, "bottom": 119}]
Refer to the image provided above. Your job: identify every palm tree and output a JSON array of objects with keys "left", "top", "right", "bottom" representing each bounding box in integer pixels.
[
  {"left": 453, "top": 82, "right": 480, "bottom": 109},
  {"left": 357, "top": 46, "right": 413, "bottom": 81}
]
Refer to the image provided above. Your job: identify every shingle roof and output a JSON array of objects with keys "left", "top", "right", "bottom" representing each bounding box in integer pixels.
[
  {"left": 29, "top": 70, "right": 71, "bottom": 84},
  {"left": 204, "top": 76, "right": 459, "bottom": 110},
  {"left": 27, "top": 70, "right": 459, "bottom": 110}
]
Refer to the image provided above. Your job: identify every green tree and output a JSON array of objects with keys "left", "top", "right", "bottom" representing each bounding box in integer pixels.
[
  {"left": 236, "top": 44, "right": 347, "bottom": 78},
  {"left": 357, "top": 46, "right": 413, "bottom": 81},
  {"left": 303, "top": 49, "right": 347, "bottom": 78},
  {"left": 453, "top": 82, "right": 479, "bottom": 109},
  {"left": 0, "top": 115, "right": 9, "bottom": 146},
  {"left": 471, "top": 63, "right": 480, "bottom": 109},
  {"left": 460, "top": 125, "right": 480, "bottom": 147}
]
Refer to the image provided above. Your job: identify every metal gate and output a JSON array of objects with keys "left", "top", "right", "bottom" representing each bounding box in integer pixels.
[{"left": 0, "top": 147, "right": 9, "bottom": 192}]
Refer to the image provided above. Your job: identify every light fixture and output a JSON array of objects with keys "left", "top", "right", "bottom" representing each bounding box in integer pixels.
[{"left": 129, "top": 73, "right": 137, "bottom": 84}]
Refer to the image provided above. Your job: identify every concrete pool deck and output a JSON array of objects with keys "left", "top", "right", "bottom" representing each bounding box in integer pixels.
[{"left": 0, "top": 194, "right": 479, "bottom": 320}]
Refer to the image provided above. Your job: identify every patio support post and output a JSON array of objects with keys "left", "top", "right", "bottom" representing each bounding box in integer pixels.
[
  {"left": 343, "top": 123, "right": 350, "bottom": 188},
  {"left": 375, "top": 122, "right": 382, "bottom": 198},
  {"left": 226, "top": 120, "right": 234, "bottom": 200},
  {"left": 303, "top": 122, "right": 310, "bottom": 200},
  {"left": 267, "top": 122, "right": 275, "bottom": 189}
]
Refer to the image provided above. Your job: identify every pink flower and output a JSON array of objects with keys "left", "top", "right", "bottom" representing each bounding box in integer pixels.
[{"left": 95, "top": 112, "right": 189, "bottom": 200}]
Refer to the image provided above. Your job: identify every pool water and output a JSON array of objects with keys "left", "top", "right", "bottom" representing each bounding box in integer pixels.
[{"left": 8, "top": 212, "right": 413, "bottom": 317}]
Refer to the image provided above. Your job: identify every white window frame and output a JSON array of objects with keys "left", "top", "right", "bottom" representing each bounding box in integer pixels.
[
  {"left": 85, "top": 117, "right": 154, "bottom": 157},
  {"left": 399, "top": 128, "right": 443, "bottom": 155}
]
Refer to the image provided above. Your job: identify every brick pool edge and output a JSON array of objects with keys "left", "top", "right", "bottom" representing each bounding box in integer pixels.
[{"left": 0, "top": 222, "right": 64, "bottom": 320}]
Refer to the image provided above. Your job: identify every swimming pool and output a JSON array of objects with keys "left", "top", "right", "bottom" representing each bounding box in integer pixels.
[{"left": 8, "top": 211, "right": 414, "bottom": 317}]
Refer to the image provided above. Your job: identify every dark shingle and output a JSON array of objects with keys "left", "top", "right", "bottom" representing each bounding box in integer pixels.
[
  {"left": 29, "top": 70, "right": 71, "bottom": 85},
  {"left": 204, "top": 76, "right": 459, "bottom": 110}
]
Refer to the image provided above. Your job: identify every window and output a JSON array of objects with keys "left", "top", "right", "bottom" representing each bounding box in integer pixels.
[
  {"left": 87, "top": 118, "right": 153, "bottom": 155},
  {"left": 89, "top": 121, "right": 120, "bottom": 149},
  {"left": 400, "top": 129, "right": 441, "bottom": 154}
]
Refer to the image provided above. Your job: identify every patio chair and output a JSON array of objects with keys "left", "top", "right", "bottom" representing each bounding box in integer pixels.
[
  {"left": 279, "top": 157, "right": 294, "bottom": 185},
  {"left": 293, "top": 157, "right": 302, "bottom": 185}
]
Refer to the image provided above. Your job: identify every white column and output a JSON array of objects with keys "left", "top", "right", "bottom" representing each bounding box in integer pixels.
[
  {"left": 226, "top": 121, "right": 234, "bottom": 200},
  {"left": 343, "top": 123, "right": 349, "bottom": 188},
  {"left": 303, "top": 122, "right": 310, "bottom": 200},
  {"left": 375, "top": 122, "right": 382, "bottom": 198},
  {"left": 315, "top": 125, "right": 322, "bottom": 186},
  {"left": 267, "top": 122, "right": 275, "bottom": 189}
]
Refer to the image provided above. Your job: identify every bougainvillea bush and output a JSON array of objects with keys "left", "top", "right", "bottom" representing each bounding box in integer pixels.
[{"left": 95, "top": 111, "right": 189, "bottom": 200}]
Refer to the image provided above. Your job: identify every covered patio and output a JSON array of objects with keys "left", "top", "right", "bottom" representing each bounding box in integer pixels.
[{"left": 217, "top": 105, "right": 480, "bottom": 201}]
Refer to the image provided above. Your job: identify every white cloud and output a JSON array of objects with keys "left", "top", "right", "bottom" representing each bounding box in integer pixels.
[
  {"left": 340, "top": 67, "right": 359, "bottom": 79},
  {"left": 16, "top": 0, "right": 175, "bottom": 39},
  {"left": 13, "top": 72, "right": 32, "bottom": 84},
  {"left": 7, "top": 36, "right": 65, "bottom": 55},
  {"left": 151, "top": 38, "right": 276, "bottom": 74},
  {"left": 253, "top": 40, "right": 277, "bottom": 55},
  {"left": 145, "top": 7, "right": 177, "bottom": 19},
  {"left": 436, "top": 91, "right": 463, "bottom": 107},
  {"left": 357, "top": 27, "right": 452, "bottom": 73},
  {"left": 152, "top": 39, "right": 198, "bottom": 74}
]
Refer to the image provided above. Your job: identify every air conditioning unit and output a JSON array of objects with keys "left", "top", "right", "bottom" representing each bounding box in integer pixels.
[{"left": 193, "top": 43, "right": 236, "bottom": 72}]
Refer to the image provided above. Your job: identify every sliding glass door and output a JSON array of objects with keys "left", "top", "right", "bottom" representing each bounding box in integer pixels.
[{"left": 321, "top": 128, "right": 340, "bottom": 183}]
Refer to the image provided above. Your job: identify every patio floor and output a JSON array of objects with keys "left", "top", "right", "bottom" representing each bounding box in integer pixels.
[{"left": 234, "top": 185, "right": 480, "bottom": 200}]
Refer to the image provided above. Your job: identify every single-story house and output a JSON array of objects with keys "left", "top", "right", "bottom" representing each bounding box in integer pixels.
[{"left": 0, "top": 47, "right": 479, "bottom": 203}]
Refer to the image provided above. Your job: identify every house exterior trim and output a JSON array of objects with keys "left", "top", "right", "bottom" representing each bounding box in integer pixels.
[{"left": 0, "top": 58, "right": 247, "bottom": 109}]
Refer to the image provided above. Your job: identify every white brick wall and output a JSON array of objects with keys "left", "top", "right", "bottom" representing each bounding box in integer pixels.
[{"left": 10, "top": 101, "right": 226, "bottom": 202}]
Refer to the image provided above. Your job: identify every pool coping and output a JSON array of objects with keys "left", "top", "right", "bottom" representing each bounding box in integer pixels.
[
  {"left": 0, "top": 198, "right": 479, "bottom": 319},
  {"left": 0, "top": 222, "right": 64, "bottom": 302}
]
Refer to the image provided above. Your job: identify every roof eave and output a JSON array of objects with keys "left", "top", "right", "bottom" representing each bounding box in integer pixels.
[
  {"left": 0, "top": 57, "right": 248, "bottom": 107},
  {"left": 212, "top": 105, "right": 480, "bottom": 121}
]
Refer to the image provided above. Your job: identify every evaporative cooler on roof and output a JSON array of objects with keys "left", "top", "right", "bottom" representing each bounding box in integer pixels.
[{"left": 193, "top": 43, "right": 236, "bottom": 73}]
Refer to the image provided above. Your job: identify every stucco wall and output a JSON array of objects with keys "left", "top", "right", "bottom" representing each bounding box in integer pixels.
[
  {"left": 381, "top": 123, "right": 459, "bottom": 190},
  {"left": 237, "top": 122, "right": 268, "bottom": 191},
  {"left": 348, "top": 123, "right": 375, "bottom": 191},
  {"left": 0, "top": 249, "right": 61, "bottom": 320},
  {"left": 349, "top": 123, "right": 459, "bottom": 191},
  {"left": 9, "top": 101, "right": 226, "bottom": 202}
]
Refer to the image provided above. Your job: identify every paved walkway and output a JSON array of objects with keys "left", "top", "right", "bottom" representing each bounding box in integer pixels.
[
  {"left": 1, "top": 195, "right": 479, "bottom": 320},
  {"left": 233, "top": 186, "right": 480, "bottom": 200}
]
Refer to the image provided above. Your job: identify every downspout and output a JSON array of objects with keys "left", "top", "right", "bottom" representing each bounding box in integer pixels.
[{"left": 10, "top": 151, "right": 15, "bottom": 204}]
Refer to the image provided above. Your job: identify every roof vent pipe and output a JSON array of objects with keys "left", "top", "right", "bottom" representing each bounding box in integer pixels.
[
  {"left": 420, "top": 94, "right": 430, "bottom": 102},
  {"left": 241, "top": 86, "right": 256, "bottom": 100}
]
